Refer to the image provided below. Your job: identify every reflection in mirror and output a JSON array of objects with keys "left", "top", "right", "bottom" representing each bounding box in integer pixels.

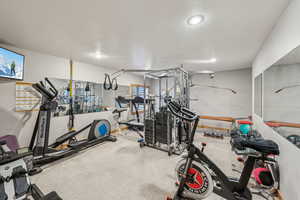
[
  {"left": 73, "top": 81, "right": 103, "bottom": 114},
  {"left": 254, "top": 74, "right": 263, "bottom": 117},
  {"left": 49, "top": 78, "right": 108, "bottom": 116},
  {"left": 102, "top": 88, "right": 115, "bottom": 108},
  {"left": 48, "top": 78, "right": 70, "bottom": 116},
  {"left": 264, "top": 46, "right": 300, "bottom": 149},
  {"left": 131, "top": 85, "right": 149, "bottom": 111},
  {"left": 115, "top": 85, "right": 130, "bottom": 108}
]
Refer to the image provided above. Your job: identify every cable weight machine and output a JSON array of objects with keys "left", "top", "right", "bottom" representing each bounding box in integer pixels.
[{"left": 104, "top": 67, "right": 190, "bottom": 155}]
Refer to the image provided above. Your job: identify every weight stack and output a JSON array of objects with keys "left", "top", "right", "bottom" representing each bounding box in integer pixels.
[
  {"left": 155, "top": 111, "right": 173, "bottom": 144},
  {"left": 144, "top": 119, "right": 155, "bottom": 144}
]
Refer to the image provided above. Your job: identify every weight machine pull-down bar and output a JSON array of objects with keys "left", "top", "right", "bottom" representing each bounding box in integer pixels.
[{"left": 103, "top": 67, "right": 188, "bottom": 91}]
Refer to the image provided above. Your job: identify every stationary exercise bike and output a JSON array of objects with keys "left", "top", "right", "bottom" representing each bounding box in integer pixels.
[{"left": 165, "top": 100, "right": 280, "bottom": 200}]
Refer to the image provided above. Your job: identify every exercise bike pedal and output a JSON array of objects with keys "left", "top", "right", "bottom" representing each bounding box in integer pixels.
[{"left": 201, "top": 142, "right": 207, "bottom": 152}]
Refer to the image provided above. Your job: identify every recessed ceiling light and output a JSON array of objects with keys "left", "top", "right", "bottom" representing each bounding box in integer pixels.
[
  {"left": 91, "top": 51, "right": 108, "bottom": 59},
  {"left": 197, "top": 70, "right": 215, "bottom": 74},
  {"left": 188, "top": 58, "right": 217, "bottom": 64},
  {"left": 187, "top": 15, "right": 205, "bottom": 25},
  {"left": 210, "top": 58, "right": 217, "bottom": 63},
  {"left": 95, "top": 51, "right": 102, "bottom": 58}
]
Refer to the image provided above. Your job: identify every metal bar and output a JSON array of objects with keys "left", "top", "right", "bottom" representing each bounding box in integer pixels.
[
  {"left": 199, "top": 115, "right": 234, "bottom": 122},
  {"left": 111, "top": 67, "right": 183, "bottom": 78},
  {"left": 236, "top": 156, "right": 256, "bottom": 191},
  {"left": 144, "top": 74, "right": 146, "bottom": 122},
  {"left": 165, "top": 77, "right": 171, "bottom": 152},
  {"left": 267, "top": 120, "right": 300, "bottom": 128},
  {"left": 68, "top": 60, "right": 75, "bottom": 131},
  {"left": 159, "top": 79, "right": 162, "bottom": 108},
  {"left": 166, "top": 78, "right": 169, "bottom": 97},
  {"left": 43, "top": 109, "right": 52, "bottom": 156}
]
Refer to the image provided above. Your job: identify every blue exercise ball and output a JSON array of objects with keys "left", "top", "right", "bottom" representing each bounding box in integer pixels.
[{"left": 239, "top": 124, "right": 251, "bottom": 135}]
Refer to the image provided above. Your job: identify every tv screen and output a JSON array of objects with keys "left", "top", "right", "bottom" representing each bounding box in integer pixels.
[{"left": 0, "top": 47, "right": 24, "bottom": 80}]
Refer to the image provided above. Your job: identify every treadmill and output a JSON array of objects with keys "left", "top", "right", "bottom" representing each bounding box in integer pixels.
[{"left": 115, "top": 96, "right": 155, "bottom": 138}]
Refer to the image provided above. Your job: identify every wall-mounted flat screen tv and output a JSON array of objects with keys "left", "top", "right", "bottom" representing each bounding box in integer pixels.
[{"left": 0, "top": 47, "right": 24, "bottom": 80}]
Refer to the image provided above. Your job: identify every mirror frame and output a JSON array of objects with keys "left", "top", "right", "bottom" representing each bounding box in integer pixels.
[{"left": 254, "top": 73, "right": 263, "bottom": 118}]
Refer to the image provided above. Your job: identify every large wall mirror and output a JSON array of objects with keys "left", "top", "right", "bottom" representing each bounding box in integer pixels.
[
  {"left": 254, "top": 74, "right": 263, "bottom": 117},
  {"left": 264, "top": 46, "right": 300, "bottom": 149},
  {"left": 49, "top": 78, "right": 130, "bottom": 117}
]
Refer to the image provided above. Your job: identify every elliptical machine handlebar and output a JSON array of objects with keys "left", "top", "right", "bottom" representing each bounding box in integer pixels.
[
  {"left": 32, "top": 78, "right": 58, "bottom": 100},
  {"left": 166, "top": 99, "right": 198, "bottom": 122},
  {"left": 45, "top": 77, "right": 58, "bottom": 97}
]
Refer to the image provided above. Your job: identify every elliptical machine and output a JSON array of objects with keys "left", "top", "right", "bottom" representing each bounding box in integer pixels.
[
  {"left": 29, "top": 78, "right": 78, "bottom": 166},
  {"left": 29, "top": 78, "right": 116, "bottom": 166},
  {"left": 165, "top": 99, "right": 280, "bottom": 200}
]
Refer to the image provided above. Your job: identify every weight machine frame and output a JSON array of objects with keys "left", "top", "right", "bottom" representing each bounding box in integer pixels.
[
  {"left": 104, "top": 67, "right": 190, "bottom": 155},
  {"left": 141, "top": 68, "right": 190, "bottom": 155}
]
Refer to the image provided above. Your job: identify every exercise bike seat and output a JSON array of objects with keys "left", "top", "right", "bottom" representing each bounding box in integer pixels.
[{"left": 241, "top": 139, "right": 280, "bottom": 155}]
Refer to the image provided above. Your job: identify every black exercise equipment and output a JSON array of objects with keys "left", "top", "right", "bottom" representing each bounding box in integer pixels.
[
  {"left": 103, "top": 67, "right": 189, "bottom": 94},
  {"left": 143, "top": 108, "right": 173, "bottom": 145},
  {"left": 166, "top": 99, "right": 280, "bottom": 200},
  {"left": 29, "top": 78, "right": 116, "bottom": 166},
  {"left": 176, "top": 119, "right": 190, "bottom": 145},
  {"left": 51, "top": 119, "right": 117, "bottom": 150},
  {"left": 231, "top": 132, "right": 280, "bottom": 199},
  {"left": 114, "top": 96, "right": 145, "bottom": 140},
  {"left": 140, "top": 97, "right": 178, "bottom": 156},
  {"left": 115, "top": 96, "right": 155, "bottom": 125},
  {"left": 115, "top": 96, "right": 146, "bottom": 130},
  {"left": 287, "top": 134, "right": 300, "bottom": 148},
  {"left": 104, "top": 73, "right": 118, "bottom": 90},
  {"left": 0, "top": 142, "right": 61, "bottom": 200},
  {"left": 29, "top": 78, "right": 79, "bottom": 166}
]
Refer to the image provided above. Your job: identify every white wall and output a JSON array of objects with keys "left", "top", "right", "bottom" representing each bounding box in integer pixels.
[
  {"left": 252, "top": 0, "right": 300, "bottom": 199},
  {"left": 191, "top": 68, "right": 252, "bottom": 129},
  {"left": 0, "top": 44, "right": 143, "bottom": 146}
]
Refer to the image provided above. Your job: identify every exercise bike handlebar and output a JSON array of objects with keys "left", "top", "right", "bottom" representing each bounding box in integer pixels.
[{"left": 166, "top": 100, "right": 198, "bottom": 122}]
